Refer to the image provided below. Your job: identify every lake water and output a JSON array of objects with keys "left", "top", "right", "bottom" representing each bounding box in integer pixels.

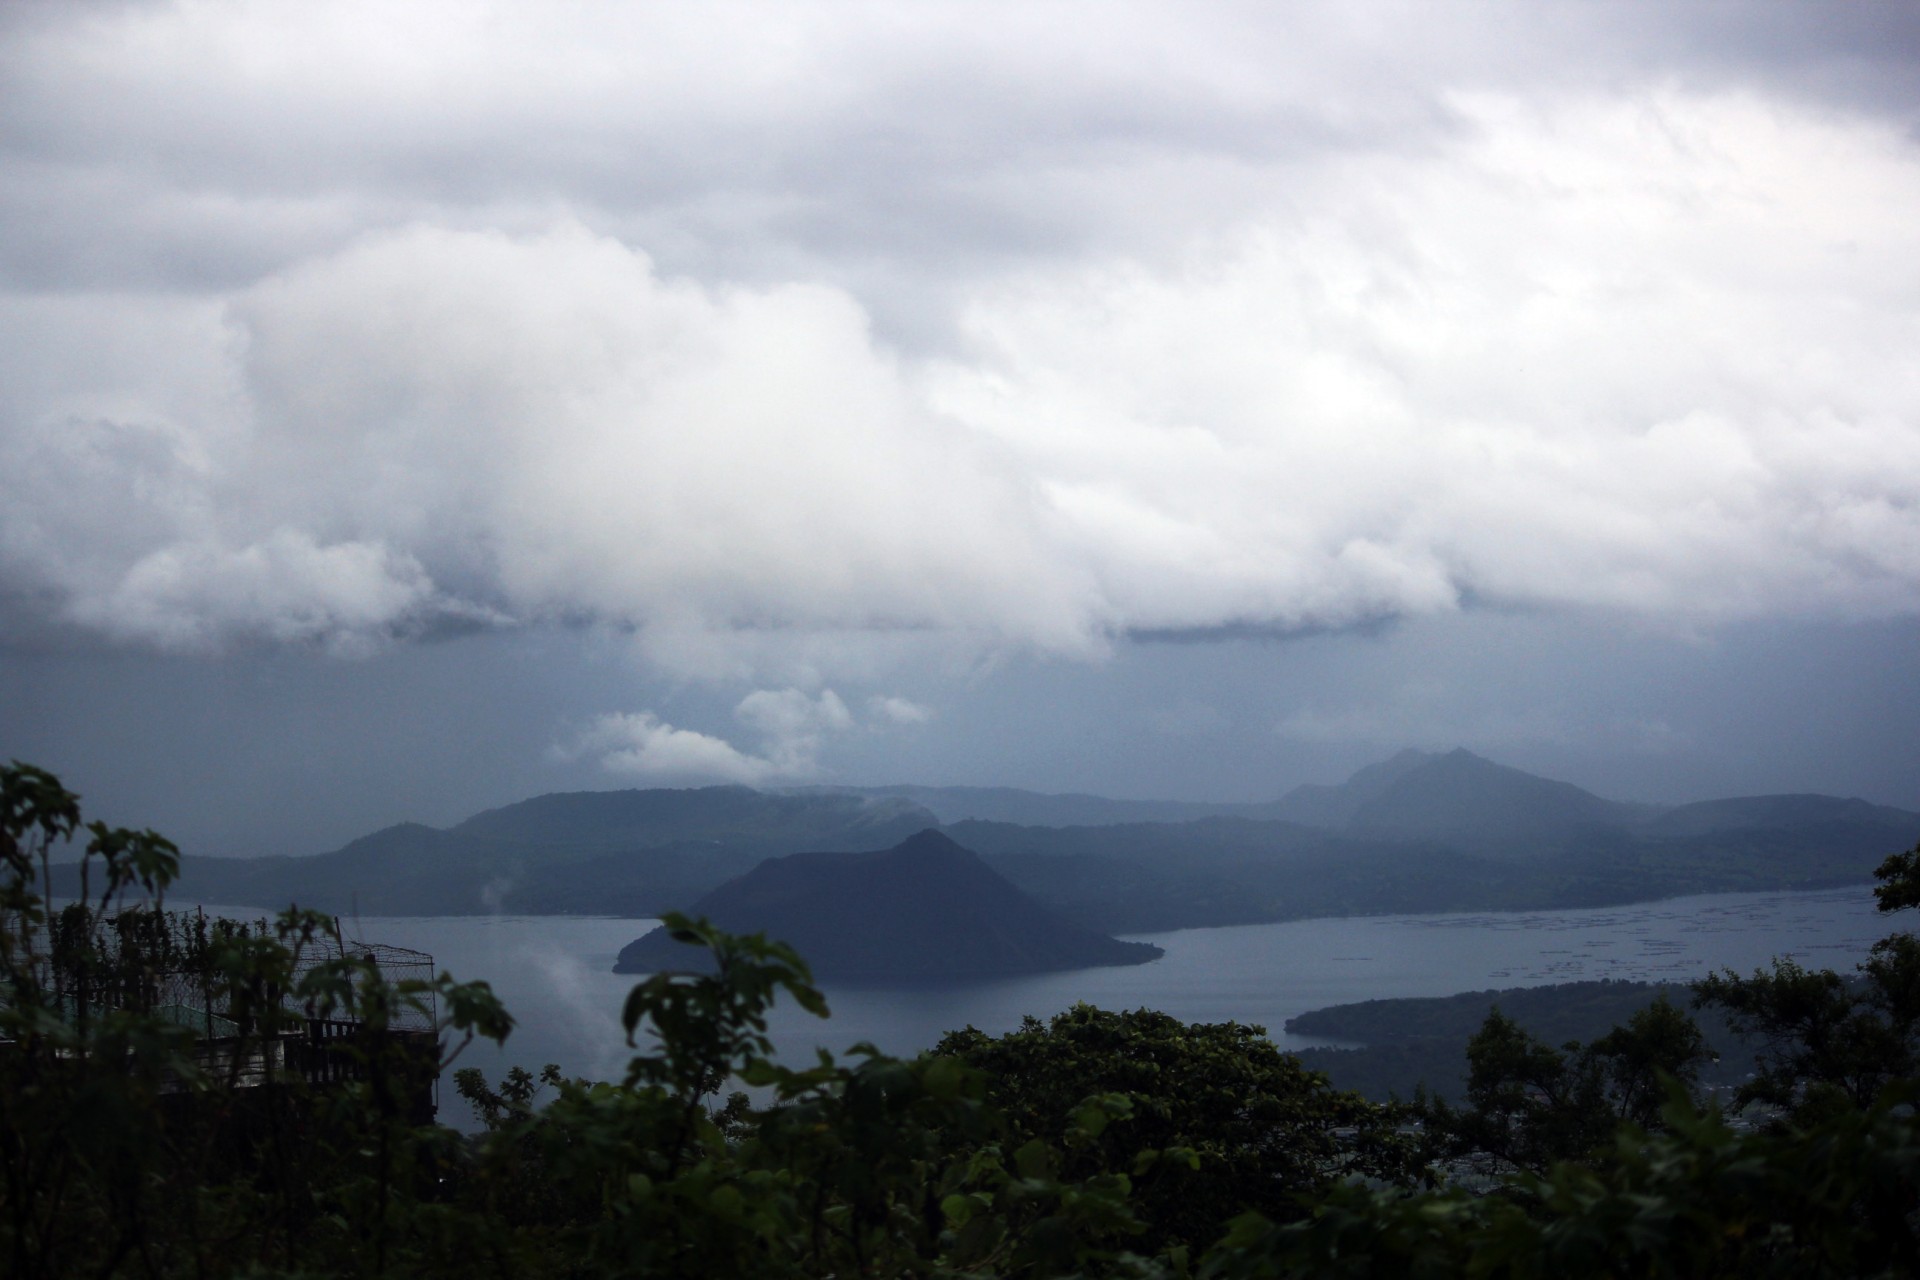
[{"left": 236, "top": 883, "right": 1895, "bottom": 1127}]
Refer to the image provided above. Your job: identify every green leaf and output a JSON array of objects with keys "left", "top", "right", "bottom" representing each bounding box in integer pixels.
[{"left": 708, "top": 1184, "right": 743, "bottom": 1219}]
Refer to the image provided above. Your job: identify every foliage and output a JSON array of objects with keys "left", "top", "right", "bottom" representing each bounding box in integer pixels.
[
  {"left": 1695, "top": 839, "right": 1920, "bottom": 1119},
  {"left": 6, "top": 761, "right": 1920, "bottom": 1277},
  {"left": 1201, "top": 1093, "right": 1920, "bottom": 1279},
  {"left": 436, "top": 917, "right": 1171, "bottom": 1278},
  {"left": 1290, "top": 979, "right": 1751, "bottom": 1103},
  {"left": 1416, "top": 995, "right": 1714, "bottom": 1179},
  {"left": 935, "top": 1005, "right": 1426, "bottom": 1249},
  {"left": 0, "top": 761, "right": 510, "bottom": 1279}
]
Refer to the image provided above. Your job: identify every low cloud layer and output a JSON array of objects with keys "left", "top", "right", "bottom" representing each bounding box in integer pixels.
[{"left": 3, "top": 5, "right": 1918, "bottom": 681}]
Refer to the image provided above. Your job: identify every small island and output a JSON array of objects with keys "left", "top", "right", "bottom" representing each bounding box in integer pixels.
[{"left": 613, "top": 828, "right": 1164, "bottom": 979}]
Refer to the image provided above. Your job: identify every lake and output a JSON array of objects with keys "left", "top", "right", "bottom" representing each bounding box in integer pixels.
[{"left": 253, "top": 883, "right": 1895, "bottom": 1127}]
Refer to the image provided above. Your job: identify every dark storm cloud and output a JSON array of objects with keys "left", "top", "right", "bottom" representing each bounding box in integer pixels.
[
  {"left": 1593, "top": 2, "right": 1920, "bottom": 118},
  {"left": 1126, "top": 618, "right": 1401, "bottom": 645}
]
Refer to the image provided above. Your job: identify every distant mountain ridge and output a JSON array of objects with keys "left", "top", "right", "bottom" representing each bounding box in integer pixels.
[
  {"left": 786, "top": 784, "right": 1248, "bottom": 828},
  {"left": 613, "top": 830, "right": 1162, "bottom": 979},
  {"left": 1255, "top": 747, "right": 1441, "bottom": 827},
  {"left": 167, "top": 787, "right": 942, "bottom": 916},
  {"left": 157, "top": 750, "right": 1920, "bottom": 935},
  {"left": 449, "top": 785, "right": 935, "bottom": 852},
  {"left": 811, "top": 750, "right": 1663, "bottom": 845},
  {"left": 1339, "top": 748, "right": 1654, "bottom": 851},
  {"left": 1644, "top": 794, "right": 1920, "bottom": 839}
]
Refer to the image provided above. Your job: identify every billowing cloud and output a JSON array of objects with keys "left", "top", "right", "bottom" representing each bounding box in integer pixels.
[
  {"left": 733, "top": 687, "right": 854, "bottom": 767},
  {"left": 1, "top": 224, "right": 1090, "bottom": 656},
  {"left": 66, "top": 531, "right": 449, "bottom": 658},
  {"left": 2, "top": 6, "right": 1918, "bottom": 677},
  {"left": 932, "top": 92, "right": 1920, "bottom": 630},
  {"left": 561, "top": 711, "right": 789, "bottom": 786},
  {"left": 559, "top": 686, "right": 914, "bottom": 783}
]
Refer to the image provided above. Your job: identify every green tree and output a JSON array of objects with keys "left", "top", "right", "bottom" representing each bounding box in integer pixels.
[
  {"left": 1419, "top": 994, "right": 1714, "bottom": 1179},
  {"left": 933, "top": 1004, "right": 1424, "bottom": 1252},
  {"left": 0, "top": 762, "right": 513, "bottom": 1278},
  {"left": 1696, "top": 839, "right": 1920, "bottom": 1119},
  {"left": 1585, "top": 992, "right": 1715, "bottom": 1128},
  {"left": 1201, "top": 1095, "right": 1920, "bottom": 1280}
]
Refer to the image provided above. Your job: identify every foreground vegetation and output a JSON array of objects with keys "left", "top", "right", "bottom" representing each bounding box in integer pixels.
[
  {"left": 5, "top": 761, "right": 1920, "bottom": 1277},
  {"left": 1289, "top": 980, "right": 1759, "bottom": 1102}
]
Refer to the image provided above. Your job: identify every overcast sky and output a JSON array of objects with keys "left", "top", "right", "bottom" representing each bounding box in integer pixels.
[{"left": 4, "top": 1, "right": 1919, "bottom": 855}]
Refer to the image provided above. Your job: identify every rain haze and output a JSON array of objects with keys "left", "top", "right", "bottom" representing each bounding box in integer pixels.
[{"left": 3, "top": 1, "right": 1919, "bottom": 856}]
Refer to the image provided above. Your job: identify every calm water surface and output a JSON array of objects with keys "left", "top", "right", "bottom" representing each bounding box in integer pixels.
[
  {"left": 240, "top": 886, "right": 1889, "bottom": 1113},
  {"left": 214, "top": 884, "right": 1895, "bottom": 1126}
]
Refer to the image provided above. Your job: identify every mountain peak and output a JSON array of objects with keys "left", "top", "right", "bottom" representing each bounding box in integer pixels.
[
  {"left": 1264, "top": 748, "right": 1438, "bottom": 827},
  {"left": 1263, "top": 748, "right": 1638, "bottom": 851},
  {"left": 889, "top": 827, "right": 970, "bottom": 857},
  {"left": 1347, "top": 749, "right": 1633, "bottom": 852},
  {"left": 613, "top": 830, "right": 1163, "bottom": 979}
]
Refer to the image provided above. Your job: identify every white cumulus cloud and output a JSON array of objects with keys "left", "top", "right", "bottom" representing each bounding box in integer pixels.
[
  {"left": 560, "top": 686, "right": 922, "bottom": 783},
  {"left": 560, "top": 711, "right": 792, "bottom": 786}
]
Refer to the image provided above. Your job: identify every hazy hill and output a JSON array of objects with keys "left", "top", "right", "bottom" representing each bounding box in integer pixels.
[
  {"left": 168, "top": 787, "right": 940, "bottom": 916},
  {"left": 613, "top": 829, "right": 1164, "bottom": 979},
  {"left": 952, "top": 815, "right": 1525, "bottom": 931},
  {"left": 951, "top": 814, "right": 1331, "bottom": 864},
  {"left": 1259, "top": 748, "right": 1440, "bottom": 827},
  {"left": 1644, "top": 794, "right": 1920, "bottom": 839},
  {"left": 788, "top": 784, "right": 1250, "bottom": 827},
  {"left": 150, "top": 751, "right": 1920, "bottom": 932},
  {"left": 450, "top": 786, "right": 933, "bottom": 853},
  {"left": 1341, "top": 748, "right": 1648, "bottom": 852}
]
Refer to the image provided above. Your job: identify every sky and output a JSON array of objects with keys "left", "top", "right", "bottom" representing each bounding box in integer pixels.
[{"left": 3, "top": 1, "right": 1920, "bottom": 856}]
